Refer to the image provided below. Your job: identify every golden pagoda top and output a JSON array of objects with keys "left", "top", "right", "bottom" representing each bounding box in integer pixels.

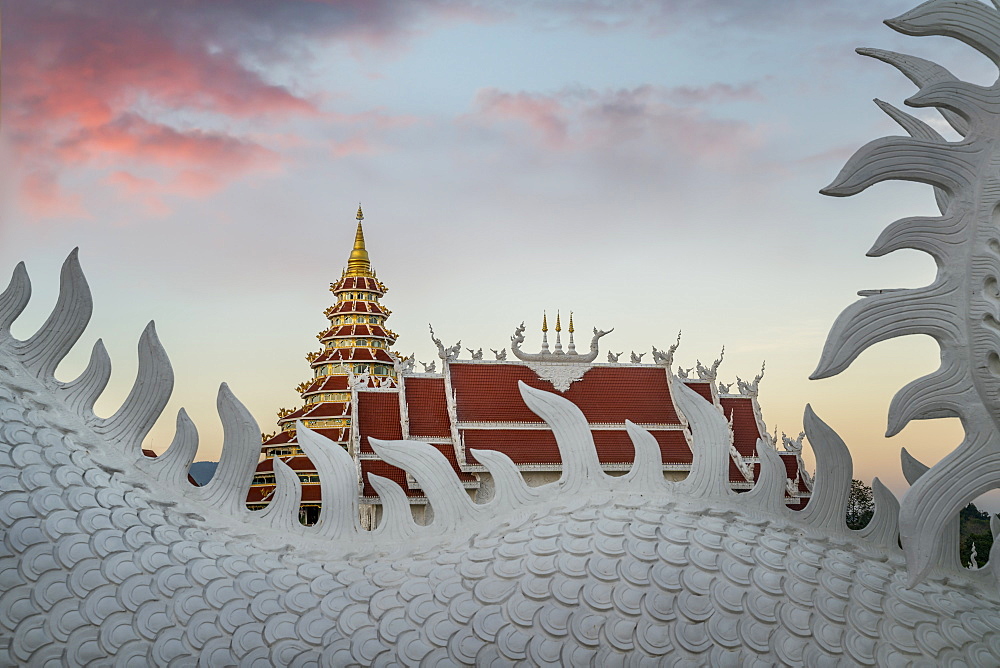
[{"left": 346, "top": 204, "right": 372, "bottom": 277}]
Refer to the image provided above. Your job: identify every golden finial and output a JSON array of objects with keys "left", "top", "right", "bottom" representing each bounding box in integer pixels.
[
  {"left": 542, "top": 312, "right": 548, "bottom": 332},
  {"left": 568, "top": 312, "right": 574, "bottom": 333},
  {"left": 346, "top": 205, "right": 372, "bottom": 277},
  {"left": 555, "top": 311, "right": 561, "bottom": 332}
]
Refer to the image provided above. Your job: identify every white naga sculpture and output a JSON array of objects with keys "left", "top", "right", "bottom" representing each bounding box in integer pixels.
[{"left": 4, "top": 1, "right": 1000, "bottom": 664}]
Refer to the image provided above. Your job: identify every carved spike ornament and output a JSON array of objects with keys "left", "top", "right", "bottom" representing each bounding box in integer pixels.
[
  {"left": 815, "top": 0, "right": 1000, "bottom": 587},
  {"left": 4, "top": 2, "right": 1000, "bottom": 664}
]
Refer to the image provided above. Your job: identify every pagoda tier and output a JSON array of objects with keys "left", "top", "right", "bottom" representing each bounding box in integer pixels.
[{"left": 248, "top": 205, "right": 399, "bottom": 524}]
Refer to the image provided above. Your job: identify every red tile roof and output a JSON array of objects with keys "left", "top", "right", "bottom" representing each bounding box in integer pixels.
[
  {"left": 462, "top": 428, "right": 691, "bottom": 466},
  {"left": 356, "top": 391, "right": 403, "bottom": 453},
  {"left": 721, "top": 397, "right": 762, "bottom": 457},
  {"left": 333, "top": 276, "right": 384, "bottom": 292},
  {"left": 262, "top": 430, "right": 294, "bottom": 446},
  {"left": 729, "top": 458, "right": 751, "bottom": 483},
  {"left": 322, "top": 324, "right": 392, "bottom": 339},
  {"left": 683, "top": 380, "right": 714, "bottom": 403},
  {"left": 450, "top": 363, "right": 679, "bottom": 425},
  {"left": 299, "top": 402, "right": 351, "bottom": 419},
  {"left": 429, "top": 443, "right": 477, "bottom": 483},
  {"left": 254, "top": 455, "right": 316, "bottom": 473},
  {"left": 278, "top": 405, "right": 309, "bottom": 421},
  {"left": 301, "top": 375, "right": 353, "bottom": 394},
  {"left": 312, "top": 427, "right": 350, "bottom": 443},
  {"left": 361, "top": 459, "right": 422, "bottom": 498},
  {"left": 327, "top": 301, "right": 388, "bottom": 316},
  {"left": 318, "top": 348, "right": 394, "bottom": 363},
  {"left": 405, "top": 377, "right": 451, "bottom": 437}
]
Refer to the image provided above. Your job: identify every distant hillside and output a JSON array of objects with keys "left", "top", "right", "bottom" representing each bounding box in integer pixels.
[{"left": 188, "top": 461, "right": 218, "bottom": 486}]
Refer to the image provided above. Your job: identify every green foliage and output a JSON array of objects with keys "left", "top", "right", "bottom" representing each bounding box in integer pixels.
[
  {"left": 846, "top": 479, "right": 874, "bottom": 530},
  {"left": 959, "top": 503, "right": 993, "bottom": 568},
  {"left": 845, "top": 487, "right": 997, "bottom": 568}
]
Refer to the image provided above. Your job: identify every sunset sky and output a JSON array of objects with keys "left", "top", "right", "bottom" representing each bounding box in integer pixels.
[{"left": 2, "top": 1, "right": 995, "bottom": 506}]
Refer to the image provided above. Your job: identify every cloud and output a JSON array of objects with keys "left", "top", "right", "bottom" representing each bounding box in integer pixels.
[
  {"left": 468, "top": 84, "right": 766, "bottom": 166},
  {"left": 477, "top": 0, "right": 901, "bottom": 35},
  {"left": 2, "top": 1, "right": 429, "bottom": 219},
  {"left": 19, "top": 171, "right": 88, "bottom": 220}
]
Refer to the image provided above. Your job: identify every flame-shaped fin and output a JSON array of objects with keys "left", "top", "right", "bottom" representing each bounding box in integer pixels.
[
  {"left": 186, "top": 384, "right": 259, "bottom": 516},
  {"left": 812, "top": 285, "right": 961, "bottom": 379},
  {"left": 0, "top": 262, "right": 30, "bottom": 339},
  {"left": 858, "top": 48, "right": 968, "bottom": 135},
  {"left": 55, "top": 339, "right": 111, "bottom": 418},
  {"left": 370, "top": 439, "right": 479, "bottom": 531},
  {"left": 900, "top": 433, "right": 1000, "bottom": 584},
  {"left": 900, "top": 446, "right": 930, "bottom": 483},
  {"left": 874, "top": 99, "right": 952, "bottom": 214},
  {"left": 886, "top": 356, "right": 973, "bottom": 436},
  {"left": 257, "top": 458, "right": 303, "bottom": 533},
  {"left": 621, "top": 421, "right": 666, "bottom": 490},
  {"left": 17, "top": 249, "right": 92, "bottom": 380},
  {"left": 887, "top": 0, "right": 1000, "bottom": 66},
  {"left": 907, "top": 81, "right": 1000, "bottom": 132},
  {"left": 900, "top": 448, "right": 962, "bottom": 575},
  {"left": 797, "top": 406, "right": 852, "bottom": 531},
  {"left": 867, "top": 212, "right": 966, "bottom": 260},
  {"left": 857, "top": 478, "right": 901, "bottom": 549},
  {"left": 94, "top": 322, "right": 173, "bottom": 452},
  {"left": 742, "top": 438, "right": 788, "bottom": 515},
  {"left": 674, "top": 380, "right": 733, "bottom": 499},
  {"left": 517, "top": 382, "right": 605, "bottom": 492},
  {"left": 469, "top": 448, "right": 538, "bottom": 511},
  {"left": 297, "top": 424, "right": 359, "bottom": 540},
  {"left": 875, "top": 98, "right": 945, "bottom": 142},
  {"left": 142, "top": 409, "right": 199, "bottom": 485},
  {"left": 368, "top": 474, "right": 418, "bottom": 539},
  {"left": 820, "top": 137, "right": 976, "bottom": 197}
]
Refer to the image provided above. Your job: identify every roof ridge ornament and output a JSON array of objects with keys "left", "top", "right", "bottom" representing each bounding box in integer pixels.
[
  {"left": 652, "top": 331, "right": 682, "bottom": 367},
  {"left": 429, "top": 324, "right": 460, "bottom": 361},
  {"left": 736, "top": 361, "right": 766, "bottom": 397},
  {"left": 510, "top": 320, "right": 612, "bottom": 363},
  {"left": 696, "top": 345, "right": 725, "bottom": 381}
]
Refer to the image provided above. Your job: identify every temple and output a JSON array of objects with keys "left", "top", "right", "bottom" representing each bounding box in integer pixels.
[{"left": 247, "top": 208, "right": 813, "bottom": 525}]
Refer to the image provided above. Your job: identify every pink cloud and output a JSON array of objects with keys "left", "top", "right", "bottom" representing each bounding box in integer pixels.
[
  {"left": 467, "top": 84, "right": 766, "bottom": 166},
  {"left": 3, "top": 1, "right": 423, "bottom": 219},
  {"left": 20, "top": 171, "right": 88, "bottom": 220},
  {"left": 472, "top": 89, "right": 570, "bottom": 147}
]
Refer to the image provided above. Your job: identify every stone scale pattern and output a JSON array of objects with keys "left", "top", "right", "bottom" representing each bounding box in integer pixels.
[
  {"left": 4, "top": 364, "right": 1000, "bottom": 665},
  {"left": 2, "top": 252, "right": 1000, "bottom": 663}
]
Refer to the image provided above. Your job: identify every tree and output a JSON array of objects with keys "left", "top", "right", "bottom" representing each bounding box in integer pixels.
[
  {"left": 960, "top": 503, "right": 993, "bottom": 568},
  {"left": 843, "top": 484, "right": 996, "bottom": 568},
  {"left": 846, "top": 479, "right": 874, "bottom": 530}
]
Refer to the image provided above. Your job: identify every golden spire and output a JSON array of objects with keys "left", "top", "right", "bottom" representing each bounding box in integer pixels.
[
  {"left": 555, "top": 311, "right": 561, "bottom": 332},
  {"left": 542, "top": 312, "right": 548, "bottom": 332},
  {"left": 346, "top": 204, "right": 372, "bottom": 277},
  {"left": 568, "top": 312, "right": 574, "bottom": 333}
]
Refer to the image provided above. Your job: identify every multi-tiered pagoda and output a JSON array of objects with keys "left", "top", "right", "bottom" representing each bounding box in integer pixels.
[{"left": 247, "top": 205, "right": 398, "bottom": 524}]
